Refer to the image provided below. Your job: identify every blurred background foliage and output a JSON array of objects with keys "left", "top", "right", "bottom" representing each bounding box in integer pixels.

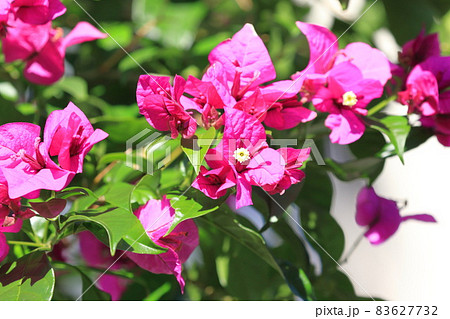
[{"left": 1, "top": 0, "right": 449, "bottom": 301}]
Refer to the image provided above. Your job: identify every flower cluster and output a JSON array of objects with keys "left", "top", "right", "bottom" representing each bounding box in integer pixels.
[
  {"left": 136, "top": 24, "right": 318, "bottom": 140},
  {"left": 394, "top": 29, "right": 450, "bottom": 146},
  {"left": 0, "top": 102, "right": 107, "bottom": 262},
  {"left": 136, "top": 24, "right": 320, "bottom": 209},
  {"left": 293, "top": 22, "right": 392, "bottom": 144},
  {"left": 0, "top": 0, "right": 106, "bottom": 85},
  {"left": 135, "top": 22, "right": 442, "bottom": 248}
]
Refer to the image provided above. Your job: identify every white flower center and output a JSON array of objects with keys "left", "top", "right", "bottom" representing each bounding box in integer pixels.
[
  {"left": 233, "top": 147, "right": 250, "bottom": 163},
  {"left": 342, "top": 91, "right": 358, "bottom": 107}
]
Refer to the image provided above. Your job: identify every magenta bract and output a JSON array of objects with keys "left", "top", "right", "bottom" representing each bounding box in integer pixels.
[
  {"left": 356, "top": 186, "right": 436, "bottom": 245},
  {"left": 126, "top": 197, "right": 199, "bottom": 292}
]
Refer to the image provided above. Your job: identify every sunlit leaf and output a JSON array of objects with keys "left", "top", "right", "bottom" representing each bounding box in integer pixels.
[{"left": 0, "top": 252, "right": 55, "bottom": 301}]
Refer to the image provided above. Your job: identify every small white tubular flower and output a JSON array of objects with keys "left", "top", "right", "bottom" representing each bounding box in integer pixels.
[
  {"left": 233, "top": 147, "right": 250, "bottom": 163},
  {"left": 342, "top": 91, "right": 358, "bottom": 107}
]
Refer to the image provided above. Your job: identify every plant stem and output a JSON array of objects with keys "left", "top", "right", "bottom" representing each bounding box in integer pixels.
[
  {"left": 21, "top": 226, "right": 42, "bottom": 245},
  {"left": 367, "top": 95, "right": 397, "bottom": 116},
  {"left": 339, "top": 231, "right": 365, "bottom": 264},
  {"left": 7, "top": 240, "right": 46, "bottom": 248},
  {"left": 93, "top": 160, "right": 118, "bottom": 185},
  {"left": 42, "top": 219, "right": 50, "bottom": 243}
]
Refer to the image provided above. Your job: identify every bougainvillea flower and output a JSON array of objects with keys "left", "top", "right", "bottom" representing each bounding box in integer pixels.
[
  {"left": 356, "top": 186, "right": 436, "bottom": 245},
  {"left": 126, "top": 197, "right": 199, "bottom": 292},
  {"left": 310, "top": 62, "right": 384, "bottom": 144},
  {"left": 79, "top": 231, "right": 130, "bottom": 301},
  {"left": 0, "top": 0, "right": 12, "bottom": 36},
  {"left": 335, "top": 42, "right": 392, "bottom": 87},
  {"left": 191, "top": 166, "right": 236, "bottom": 199},
  {"left": 1, "top": 19, "right": 50, "bottom": 61},
  {"left": 398, "top": 67, "right": 439, "bottom": 116},
  {"left": 233, "top": 88, "right": 268, "bottom": 121},
  {"left": 0, "top": 122, "right": 74, "bottom": 199},
  {"left": 208, "top": 23, "right": 276, "bottom": 102},
  {"left": 2, "top": 20, "right": 106, "bottom": 85},
  {"left": 0, "top": 1, "right": 11, "bottom": 18},
  {"left": 201, "top": 62, "right": 236, "bottom": 106},
  {"left": 263, "top": 97, "right": 316, "bottom": 130},
  {"left": 261, "top": 80, "right": 317, "bottom": 130},
  {"left": 195, "top": 108, "right": 286, "bottom": 208},
  {"left": 183, "top": 76, "right": 225, "bottom": 129},
  {"left": 137, "top": 75, "right": 197, "bottom": 139},
  {"left": 421, "top": 114, "right": 450, "bottom": 147},
  {"left": 292, "top": 21, "right": 338, "bottom": 83},
  {"left": 398, "top": 29, "right": 441, "bottom": 68},
  {"left": 292, "top": 21, "right": 391, "bottom": 87},
  {"left": 398, "top": 56, "right": 450, "bottom": 116},
  {"left": 262, "top": 147, "right": 310, "bottom": 195},
  {"left": 44, "top": 102, "right": 108, "bottom": 173},
  {"left": 11, "top": 0, "right": 66, "bottom": 25},
  {"left": 0, "top": 184, "right": 34, "bottom": 262}
]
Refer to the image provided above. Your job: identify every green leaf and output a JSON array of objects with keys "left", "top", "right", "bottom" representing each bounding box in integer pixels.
[
  {"left": 192, "top": 32, "right": 230, "bottom": 55},
  {"left": 349, "top": 128, "right": 387, "bottom": 159},
  {"left": 0, "top": 82, "right": 18, "bottom": 101},
  {"left": 98, "top": 117, "right": 151, "bottom": 144},
  {"left": 57, "top": 186, "right": 97, "bottom": 200},
  {"left": 218, "top": 239, "right": 284, "bottom": 300},
  {"left": 165, "top": 188, "right": 224, "bottom": 234},
  {"left": 97, "top": 22, "right": 133, "bottom": 51},
  {"left": 143, "top": 282, "right": 172, "bottom": 301},
  {"left": 280, "top": 262, "right": 315, "bottom": 300},
  {"left": 98, "top": 182, "right": 136, "bottom": 211},
  {"left": 61, "top": 207, "right": 166, "bottom": 256},
  {"left": 97, "top": 152, "right": 126, "bottom": 168},
  {"left": 0, "top": 252, "right": 55, "bottom": 301},
  {"left": 325, "top": 157, "right": 385, "bottom": 183},
  {"left": 130, "top": 174, "right": 160, "bottom": 206},
  {"left": 202, "top": 207, "right": 283, "bottom": 276},
  {"left": 132, "top": 0, "right": 208, "bottom": 49},
  {"left": 405, "top": 126, "right": 434, "bottom": 152},
  {"left": 297, "top": 164, "right": 345, "bottom": 267},
  {"left": 181, "top": 127, "right": 216, "bottom": 174},
  {"left": 118, "top": 47, "right": 159, "bottom": 72},
  {"left": 43, "top": 76, "right": 88, "bottom": 101},
  {"left": 313, "top": 268, "right": 360, "bottom": 301},
  {"left": 370, "top": 116, "right": 411, "bottom": 164},
  {"left": 0, "top": 97, "right": 32, "bottom": 125}
]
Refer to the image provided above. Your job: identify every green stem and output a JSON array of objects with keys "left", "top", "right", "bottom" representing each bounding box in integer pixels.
[
  {"left": 21, "top": 226, "right": 42, "bottom": 245},
  {"left": 52, "top": 261, "right": 137, "bottom": 281},
  {"left": 7, "top": 240, "right": 46, "bottom": 248},
  {"left": 367, "top": 95, "right": 397, "bottom": 116},
  {"left": 50, "top": 218, "right": 64, "bottom": 245},
  {"left": 339, "top": 231, "right": 365, "bottom": 264},
  {"left": 42, "top": 220, "right": 50, "bottom": 243}
]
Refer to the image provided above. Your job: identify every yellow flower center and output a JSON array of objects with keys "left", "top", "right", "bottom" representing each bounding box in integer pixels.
[
  {"left": 342, "top": 91, "right": 358, "bottom": 107},
  {"left": 233, "top": 148, "right": 250, "bottom": 163}
]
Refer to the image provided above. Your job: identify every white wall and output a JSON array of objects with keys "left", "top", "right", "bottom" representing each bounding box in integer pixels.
[{"left": 330, "top": 138, "right": 450, "bottom": 301}]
